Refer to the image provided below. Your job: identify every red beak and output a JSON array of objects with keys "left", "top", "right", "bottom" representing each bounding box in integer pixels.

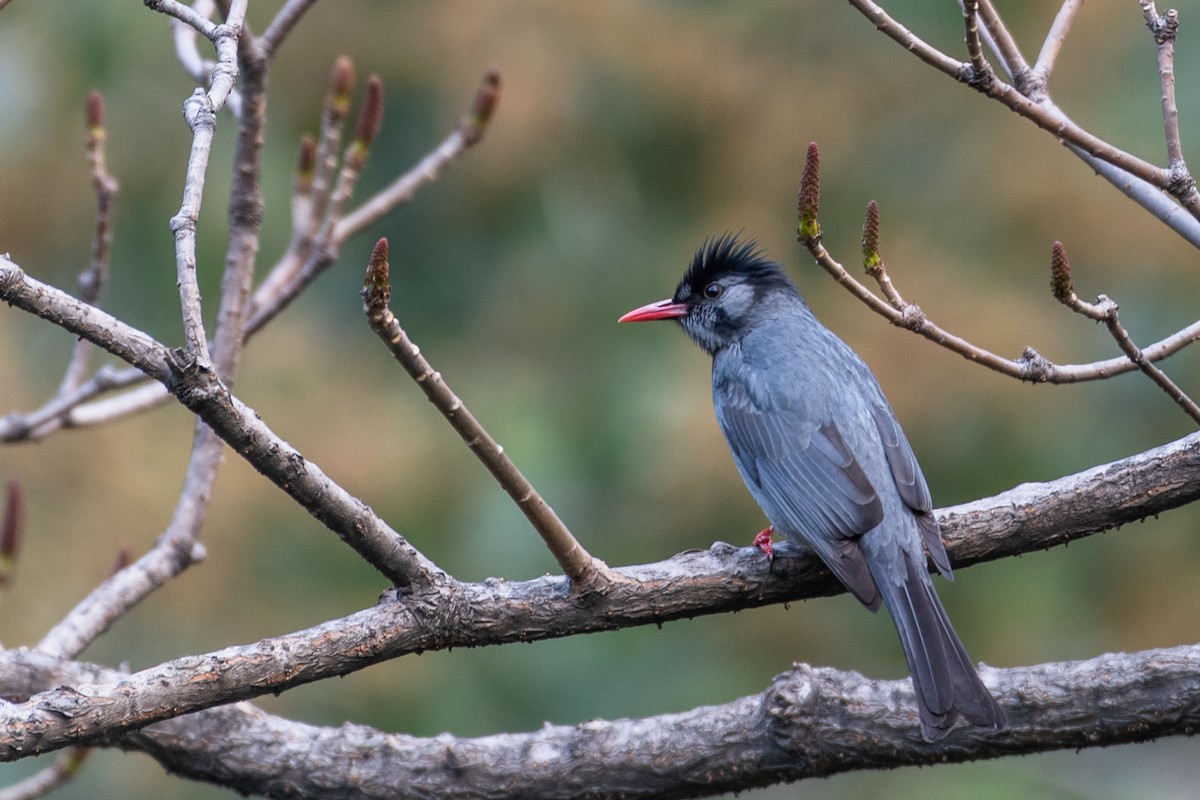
[{"left": 618, "top": 298, "right": 688, "bottom": 323}]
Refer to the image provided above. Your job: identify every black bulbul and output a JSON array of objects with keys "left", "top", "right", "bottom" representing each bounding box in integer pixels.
[{"left": 620, "top": 235, "right": 1004, "bottom": 740}]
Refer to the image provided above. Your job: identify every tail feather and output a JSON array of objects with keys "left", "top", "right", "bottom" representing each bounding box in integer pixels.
[{"left": 878, "top": 555, "right": 1004, "bottom": 741}]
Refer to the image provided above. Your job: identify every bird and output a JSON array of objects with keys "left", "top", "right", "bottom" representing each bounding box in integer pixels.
[{"left": 619, "top": 234, "right": 1004, "bottom": 741}]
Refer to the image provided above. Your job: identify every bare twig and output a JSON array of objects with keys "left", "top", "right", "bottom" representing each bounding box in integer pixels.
[
  {"left": 973, "top": 1, "right": 1028, "bottom": 84},
  {"left": 796, "top": 143, "right": 1200, "bottom": 383},
  {"left": 144, "top": 0, "right": 219, "bottom": 38},
  {"left": 960, "top": 1, "right": 991, "bottom": 84},
  {"left": 158, "top": 0, "right": 248, "bottom": 362},
  {"left": 209, "top": 32, "right": 267, "bottom": 381},
  {"left": 168, "top": 0, "right": 242, "bottom": 119},
  {"left": 322, "top": 75, "right": 384, "bottom": 240},
  {"left": 0, "top": 480, "right": 22, "bottom": 593},
  {"left": 1061, "top": 137, "right": 1200, "bottom": 250},
  {"left": 2, "top": 96, "right": 123, "bottom": 444},
  {"left": 258, "top": 0, "right": 322, "bottom": 59},
  {"left": 56, "top": 92, "right": 118, "bottom": 398},
  {"left": 247, "top": 70, "right": 500, "bottom": 335},
  {"left": 245, "top": 57, "right": 357, "bottom": 330},
  {"left": 362, "top": 239, "right": 621, "bottom": 592},
  {"left": 0, "top": 366, "right": 134, "bottom": 443},
  {"left": 244, "top": 71, "right": 385, "bottom": 334},
  {"left": 335, "top": 69, "right": 501, "bottom": 239},
  {"left": 309, "top": 58, "right": 356, "bottom": 247},
  {"left": 1050, "top": 242, "right": 1200, "bottom": 425},
  {"left": 42, "top": 0, "right": 266, "bottom": 661},
  {"left": 1034, "top": 0, "right": 1085, "bottom": 83},
  {"left": 1141, "top": 3, "right": 1188, "bottom": 177}
]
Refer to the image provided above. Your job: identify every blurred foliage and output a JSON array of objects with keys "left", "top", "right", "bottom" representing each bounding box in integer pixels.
[{"left": 2, "top": 2, "right": 1200, "bottom": 799}]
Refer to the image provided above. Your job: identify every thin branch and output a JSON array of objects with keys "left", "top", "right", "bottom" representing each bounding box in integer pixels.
[
  {"left": 1050, "top": 242, "right": 1200, "bottom": 426},
  {"left": 849, "top": 0, "right": 1165, "bottom": 185},
  {"left": 335, "top": 70, "right": 501, "bottom": 240},
  {"left": 143, "top": 0, "right": 218, "bottom": 39},
  {"left": 57, "top": 377, "right": 164, "bottom": 425},
  {"left": 1035, "top": 0, "right": 1085, "bottom": 81},
  {"left": 1141, "top": 3, "right": 1187, "bottom": 174},
  {"left": 246, "top": 70, "right": 500, "bottom": 336},
  {"left": 847, "top": 0, "right": 964, "bottom": 75},
  {"left": 960, "top": 1, "right": 991, "bottom": 83},
  {"left": 304, "top": 57, "right": 356, "bottom": 258},
  {"left": 811, "top": 223, "right": 1200, "bottom": 382},
  {"left": 0, "top": 480, "right": 22, "bottom": 595},
  {"left": 973, "top": 0, "right": 1029, "bottom": 84},
  {"left": 258, "top": 0, "right": 321, "bottom": 59},
  {"left": 362, "top": 239, "right": 621, "bottom": 592},
  {"left": 168, "top": 0, "right": 242, "bottom": 119},
  {"left": 0, "top": 366, "right": 133, "bottom": 443},
  {"left": 42, "top": 0, "right": 264, "bottom": 660},
  {"left": 167, "top": 105, "right": 218, "bottom": 359},
  {"left": 1061, "top": 138, "right": 1200, "bottom": 251},
  {"left": 209, "top": 33, "right": 267, "bottom": 381},
  {"left": 56, "top": 91, "right": 119, "bottom": 397},
  {"left": 796, "top": 145, "right": 1200, "bottom": 383},
  {"left": 243, "top": 70, "right": 384, "bottom": 334}
]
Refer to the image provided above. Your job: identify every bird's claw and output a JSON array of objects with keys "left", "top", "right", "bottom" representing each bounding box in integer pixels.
[{"left": 752, "top": 526, "right": 775, "bottom": 561}]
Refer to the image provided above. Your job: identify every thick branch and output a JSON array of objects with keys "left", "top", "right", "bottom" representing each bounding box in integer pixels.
[
  {"left": 1, "top": 417, "right": 1198, "bottom": 760},
  {"left": 3, "top": 637, "right": 1200, "bottom": 798},
  {"left": 132, "top": 645, "right": 1200, "bottom": 799}
]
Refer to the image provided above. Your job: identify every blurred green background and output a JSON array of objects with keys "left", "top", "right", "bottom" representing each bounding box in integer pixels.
[{"left": 2, "top": 2, "right": 1200, "bottom": 798}]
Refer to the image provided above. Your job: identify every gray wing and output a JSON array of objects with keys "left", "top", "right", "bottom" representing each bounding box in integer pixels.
[
  {"left": 715, "top": 379, "right": 884, "bottom": 609},
  {"left": 869, "top": 401, "right": 952, "bottom": 577}
]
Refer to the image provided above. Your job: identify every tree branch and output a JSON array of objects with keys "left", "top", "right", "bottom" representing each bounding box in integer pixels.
[
  {"left": 363, "top": 239, "right": 623, "bottom": 592},
  {"left": 847, "top": 0, "right": 1200, "bottom": 243},
  {"left": 1050, "top": 242, "right": 1200, "bottom": 425},
  {"left": 3, "top": 633, "right": 1200, "bottom": 797},
  {"left": 798, "top": 143, "right": 1200, "bottom": 384},
  {"left": 2, "top": 414, "right": 1199, "bottom": 760},
  {"left": 0, "top": 257, "right": 443, "bottom": 590}
]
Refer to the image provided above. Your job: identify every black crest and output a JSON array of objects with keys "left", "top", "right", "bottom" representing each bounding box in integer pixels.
[{"left": 676, "top": 234, "right": 793, "bottom": 301}]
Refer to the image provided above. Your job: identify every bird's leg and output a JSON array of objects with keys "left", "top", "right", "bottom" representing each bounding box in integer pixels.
[{"left": 752, "top": 526, "right": 776, "bottom": 560}]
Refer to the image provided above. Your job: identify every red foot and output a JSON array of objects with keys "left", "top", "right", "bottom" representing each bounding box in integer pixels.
[{"left": 752, "top": 526, "right": 776, "bottom": 561}]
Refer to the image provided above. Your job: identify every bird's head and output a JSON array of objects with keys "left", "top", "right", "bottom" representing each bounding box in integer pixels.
[{"left": 619, "top": 234, "right": 797, "bottom": 355}]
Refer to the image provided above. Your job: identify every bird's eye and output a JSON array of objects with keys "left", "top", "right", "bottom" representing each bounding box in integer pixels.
[{"left": 703, "top": 282, "right": 723, "bottom": 299}]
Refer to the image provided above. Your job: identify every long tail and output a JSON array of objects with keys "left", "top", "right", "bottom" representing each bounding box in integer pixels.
[{"left": 874, "top": 555, "right": 1005, "bottom": 741}]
